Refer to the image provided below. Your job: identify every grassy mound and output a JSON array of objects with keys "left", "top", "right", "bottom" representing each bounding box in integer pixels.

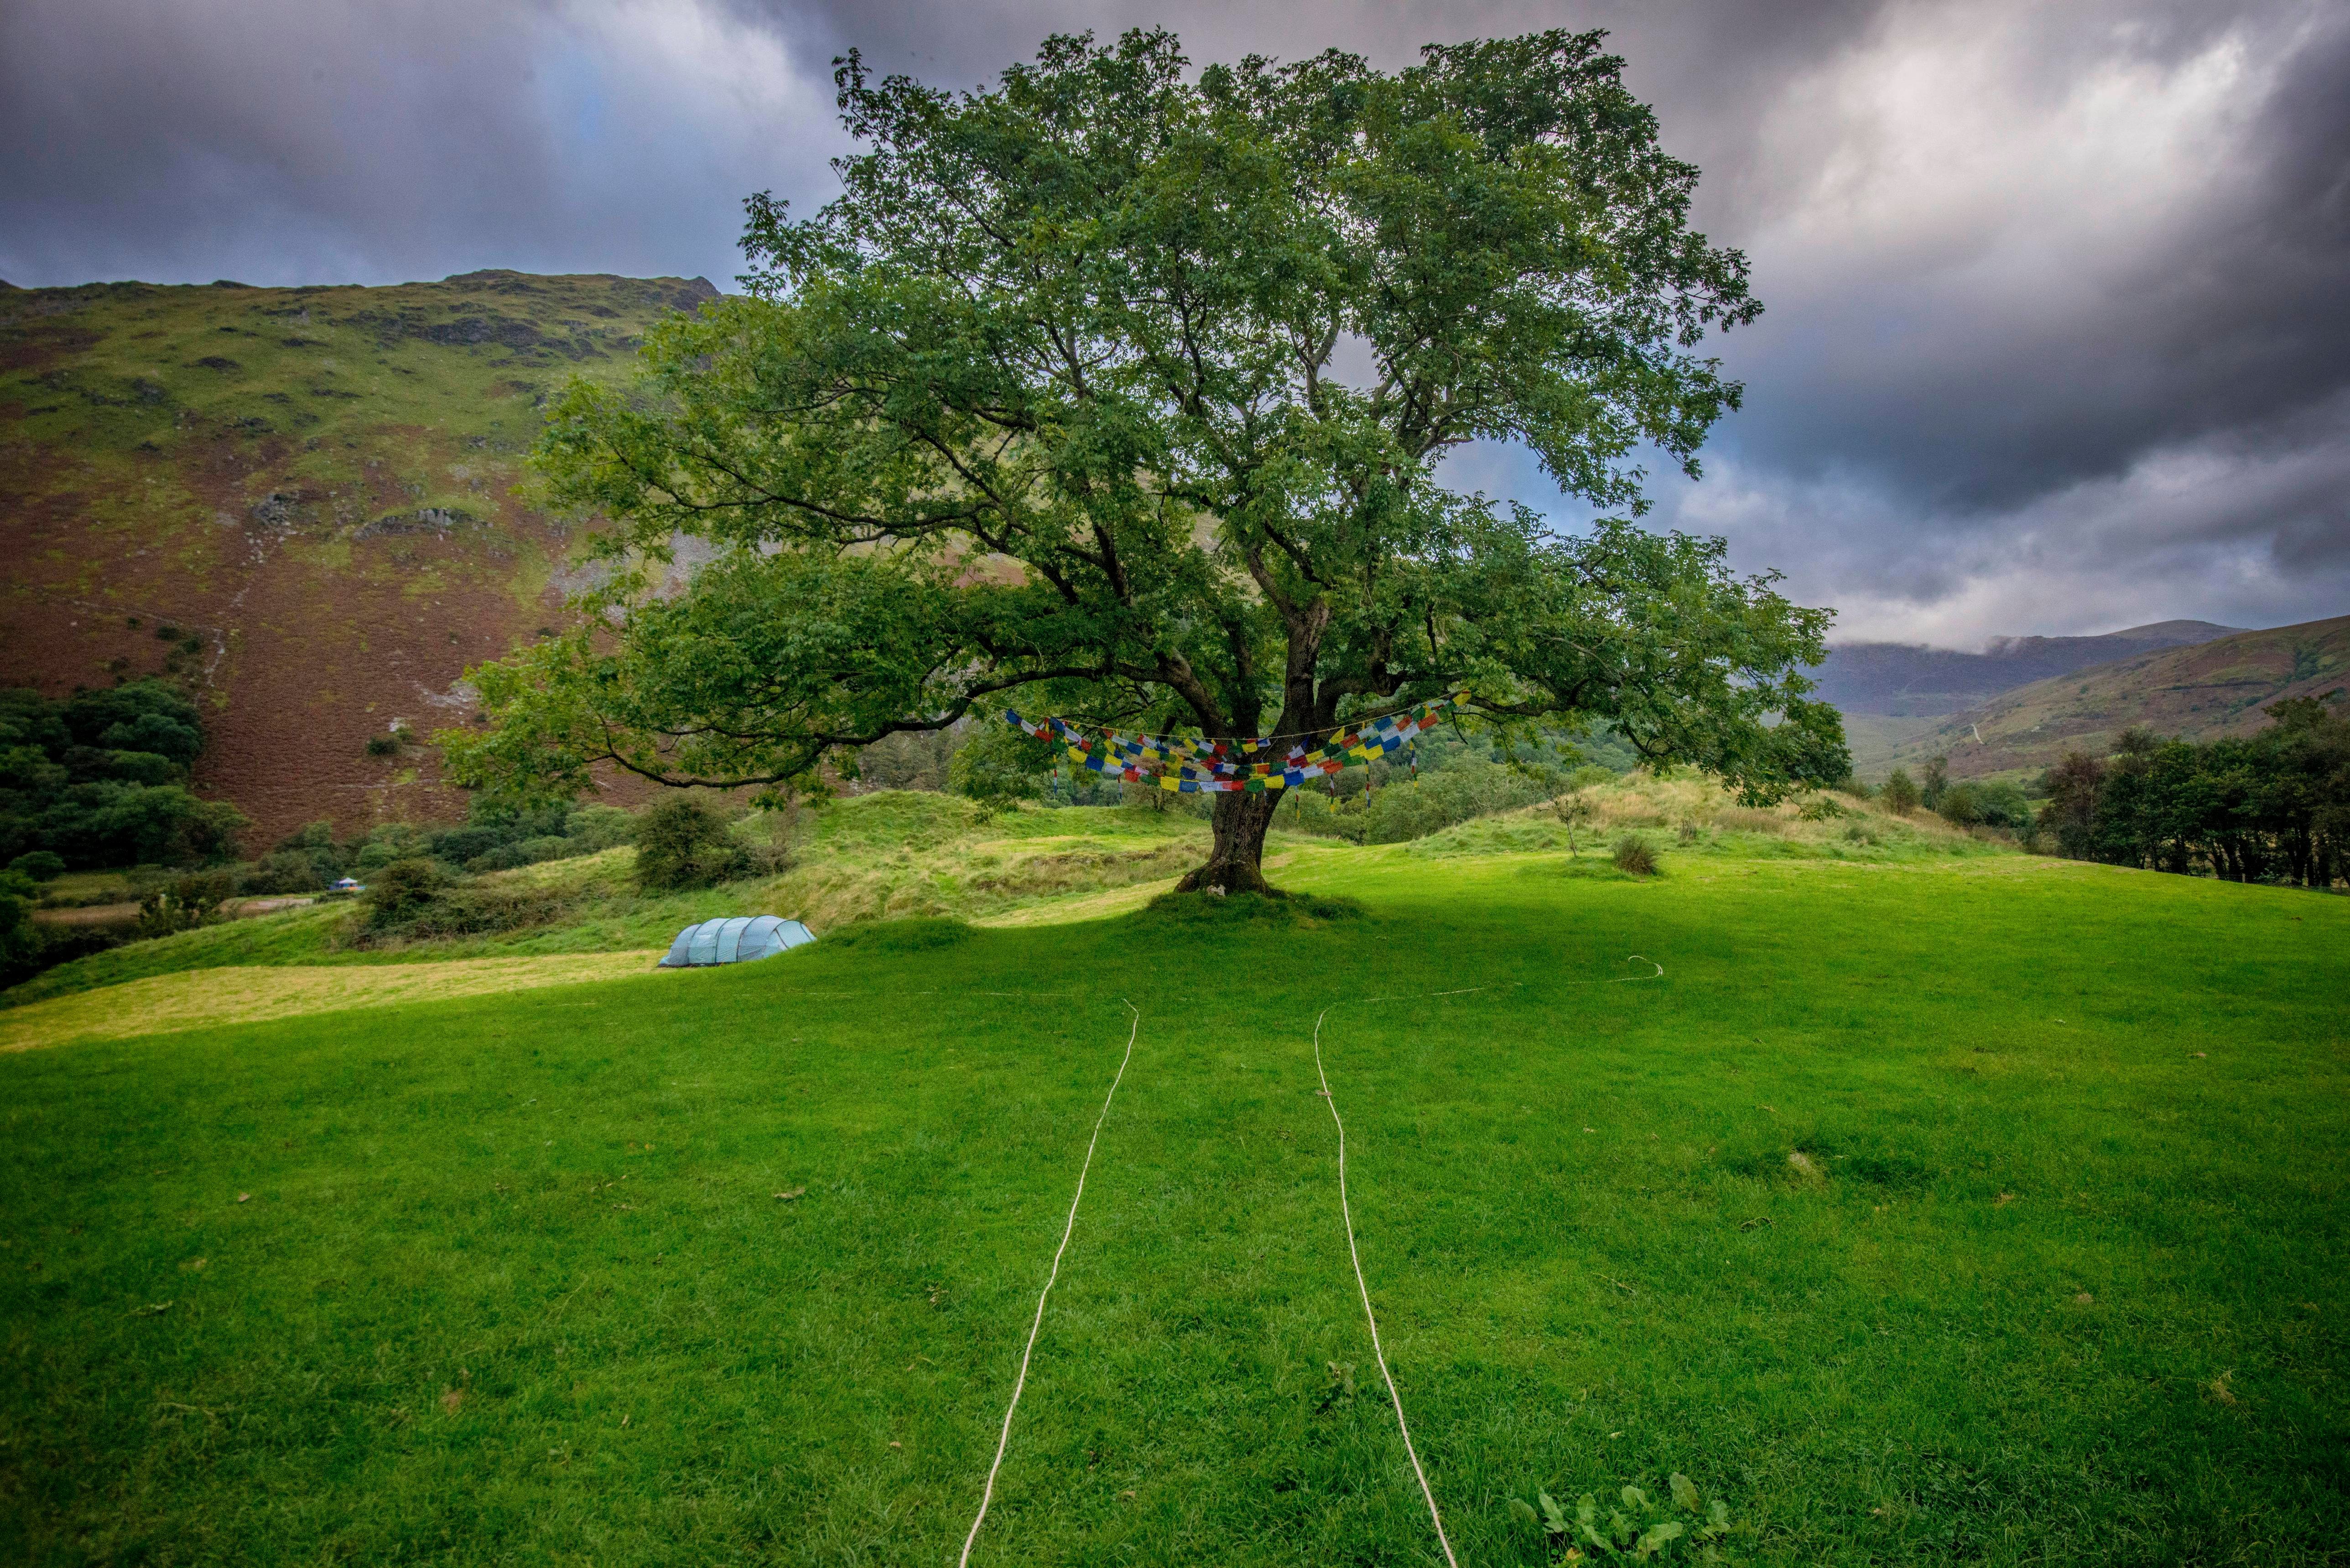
[{"left": 1136, "top": 889, "right": 1367, "bottom": 928}]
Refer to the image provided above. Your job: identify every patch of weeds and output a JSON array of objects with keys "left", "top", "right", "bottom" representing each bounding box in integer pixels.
[
  {"left": 1312, "top": 1360, "right": 1357, "bottom": 1416},
  {"left": 1510, "top": 1472, "right": 1733, "bottom": 1562},
  {"left": 1612, "top": 836, "right": 1660, "bottom": 877}
]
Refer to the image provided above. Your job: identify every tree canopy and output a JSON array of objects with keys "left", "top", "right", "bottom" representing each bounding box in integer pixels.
[{"left": 445, "top": 27, "right": 1847, "bottom": 889}]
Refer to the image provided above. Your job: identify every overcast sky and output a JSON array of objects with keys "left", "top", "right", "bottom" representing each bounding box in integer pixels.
[{"left": 5, "top": 0, "right": 2345, "bottom": 646}]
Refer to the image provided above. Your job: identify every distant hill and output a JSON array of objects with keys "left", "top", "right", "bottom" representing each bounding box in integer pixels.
[
  {"left": 1812, "top": 620, "right": 2245, "bottom": 717},
  {"left": 0, "top": 270, "right": 715, "bottom": 844},
  {"left": 1872, "top": 614, "right": 2350, "bottom": 780}
]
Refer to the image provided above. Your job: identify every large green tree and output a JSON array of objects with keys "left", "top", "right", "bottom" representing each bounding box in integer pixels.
[{"left": 446, "top": 28, "right": 1847, "bottom": 891}]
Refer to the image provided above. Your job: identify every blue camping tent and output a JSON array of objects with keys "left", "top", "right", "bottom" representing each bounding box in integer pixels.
[{"left": 658, "top": 915, "right": 817, "bottom": 968}]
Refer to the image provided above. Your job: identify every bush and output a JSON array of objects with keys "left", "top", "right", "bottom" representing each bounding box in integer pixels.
[
  {"left": 8, "top": 850, "right": 65, "bottom": 882},
  {"left": 365, "top": 733, "right": 402, "bottom": 757},
  {"left": 566, "top": 804, "right": 637, "bottom": 851},
  {"left": 1879, "top": 769, "right": 1921, "bottom": 815},
  {"left": 1920, "top": 754, "right": 1950, "bottom": 811},
  {"left": 363, "top": 858, "right": 450, "bottom": 929},
  {"left": 135, "top": 870, "right": 236, "bottom": 939},
  {"left": 1612, "top": 834, "right": 1659, "bottom": 877},
  {"left": 1355, "top": 756, "right": 1554, "bottom": 844},
  {"left": 1938, "top": 779, "right": 2033, "bottom": 831},
  {"left": 376, "top": 882, "right": 569, "bottom": 940},
  {"left": 634, "top": 798, "right": 750, "bottom": 891},
  {"left": 354, "top": 823, "right": 426, "bottom": 871},
  {"left": 240, "top": 848, "right": 327, "bottom": 895},
  {"left": 270, "top": 820, "right": 346, "bottom": 885}
]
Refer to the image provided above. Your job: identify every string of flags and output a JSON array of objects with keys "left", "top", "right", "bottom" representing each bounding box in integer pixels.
[{"left": 1003, "top": 692, "right": 1467, "bottom": 793}]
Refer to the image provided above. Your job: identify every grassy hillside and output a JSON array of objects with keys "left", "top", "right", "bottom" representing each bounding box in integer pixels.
[
  {"left": 0, "top": 814, "right": 2342, "bottom": 1563},
  {"left": 1876, "top": 614, "right": 2350, "bottom": 780},
  {"left": 0, "top": 271, "right": 713, "bottom": 844},
  {"left": 0, "top": 777, "right": 1999, "bottom": 1032}
]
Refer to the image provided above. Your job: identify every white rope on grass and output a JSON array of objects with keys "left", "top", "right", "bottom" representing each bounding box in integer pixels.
[
  {"left": 958, "top": 998, "right": 1141, "bottom": 1568},
  {"left": 1313, "top": 1005, "right": 1461, "bottom": 1568},
  {"left": 1307, "top": 956, "right": 1662, "bottom": 1568}
]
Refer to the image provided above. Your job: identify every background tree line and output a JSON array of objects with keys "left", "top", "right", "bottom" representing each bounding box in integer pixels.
[{"left": 2038, "top": 693, "right": 2347, "bottom": 887}]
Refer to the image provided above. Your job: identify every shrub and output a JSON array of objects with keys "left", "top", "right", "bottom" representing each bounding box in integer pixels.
[
  {"left": 1920, "top": 754, "right": 1950, "bottom": 811},
  {"left": 271, "top": 820, "right": 346, "bottom": 884},
  {"left": 1879, "top": 769, "right": 1920, "bottom": 815},
  {"left": 634, "top": 798, "right": 750, "bottom": 891},
  {"left": 363, "top": 858, "right": 450, "bottom": 929},
  {"left": 8, "top": 850, "right": 65, "bottom": 882},
  {"left": 1796, "top": 794, "right": 1847, "bottom": 820},
  {"left": 565, "top": 804, "right": 637, "bottom": 851},
  {"left": 1939, "top": 779, "right": 2033, "bottom": 832},
  {"left": 380, "top": 882, "right": 569, "bottom": 940},
  {"left": 1612, "top": 834, "right": 1659, "bottom": 877},
  {"left": 1356, "top": 755, "right": 1553, "bottom": 844},
  {"left": 135, "top": 870, "right": 236, "bottom": 939},
  {"left": 740, "top": 801, "right": 803, "bottom": 875},
  {"left": 364, "top": 733, "right": 402, "bottom": 757},
  {"left": 240, "top": 848, "right": 326, "bottom": 894}
]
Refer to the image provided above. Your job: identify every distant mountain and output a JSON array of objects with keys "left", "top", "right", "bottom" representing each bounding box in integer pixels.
[
  {"left": 1872, "top": 614, "right": 2350, "bottom": 780},
  {"left": 1813, "top": 620, "right": 2246, "bottom": 717},
  {"left": 0, "top": 270, "right": 715, "bottom": 844}
]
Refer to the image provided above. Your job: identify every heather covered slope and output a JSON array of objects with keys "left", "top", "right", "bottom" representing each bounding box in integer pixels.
[
  {"left": 1814, "top": 620, "right": 2243, "bottom": 720},
  {"left": 0, "top": 271, "right": 714, "bottom": 844},
  {"left": 1879, "top": 614, "right": 2350, "bottom": 779}
]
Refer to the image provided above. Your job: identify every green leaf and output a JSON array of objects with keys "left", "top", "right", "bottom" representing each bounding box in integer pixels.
[
  {"left": 1509, "top": 1497, "right": 1539, "bottom": 1527},
  {"left": 1638, "top": 1519, "right": 1687, "bottom": 1557},
  {"left": 1703, "top": 1497, "right": 1731, "bottom": 1537},
  {"left": 1622, "top": 1485, "right": 1648, "bottom": 1510},
  {"left": 1669, "top": 1472, "right": 1700, "bottom": 1512},
  {"left": 1540, "top": 1491, "right": 1571, "bottom": 1535}
]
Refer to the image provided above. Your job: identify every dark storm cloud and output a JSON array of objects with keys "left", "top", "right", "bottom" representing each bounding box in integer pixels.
[
  {"left": 3, "top": 0, "right": 2344, "bottom": 641},
  {"left": 0, "top": 0, "right": 837, "bottom": 290}
]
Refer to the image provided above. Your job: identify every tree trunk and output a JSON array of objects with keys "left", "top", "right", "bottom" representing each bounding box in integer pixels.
[{"left": 1177, "top": 789, "right": 1282, "bottom": 894}]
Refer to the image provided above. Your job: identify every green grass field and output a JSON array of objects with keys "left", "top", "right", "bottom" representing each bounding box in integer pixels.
[{"left": 3, "top": 831, "right": 2345, "bottom": 1564}]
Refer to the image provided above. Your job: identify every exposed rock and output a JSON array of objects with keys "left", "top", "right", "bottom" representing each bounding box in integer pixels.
[{"left": 358, "top": 506, "right": 477, "bottom": 538}]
